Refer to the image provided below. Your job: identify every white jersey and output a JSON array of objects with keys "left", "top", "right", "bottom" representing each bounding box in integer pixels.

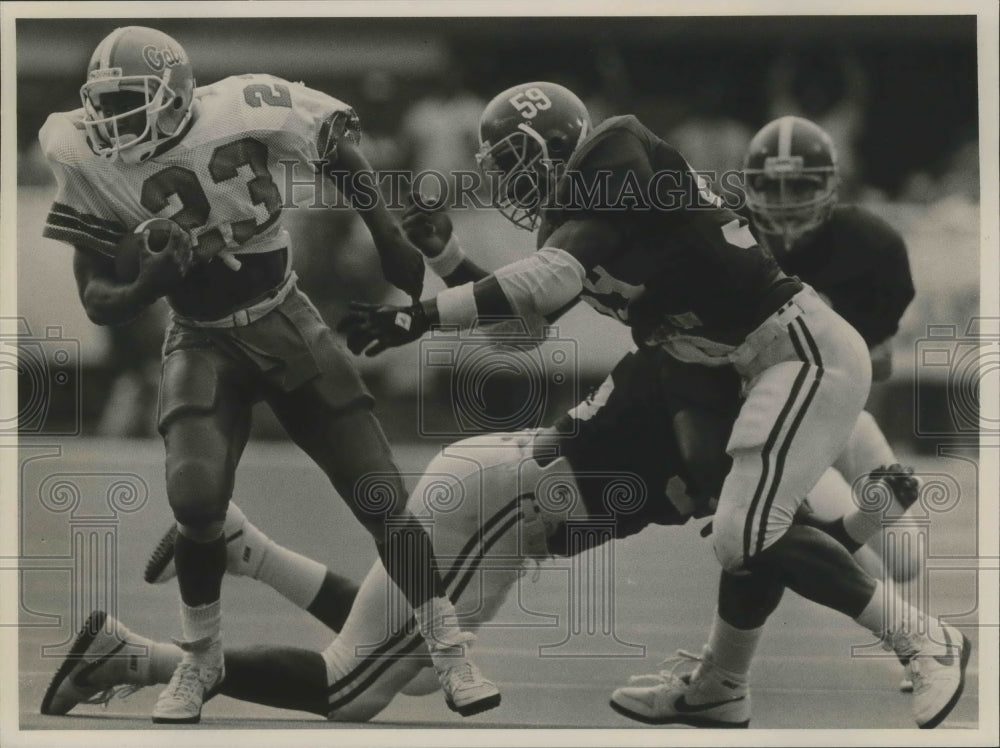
[{"left": 40, "top": 74, "right": 359, "bottom": 264}]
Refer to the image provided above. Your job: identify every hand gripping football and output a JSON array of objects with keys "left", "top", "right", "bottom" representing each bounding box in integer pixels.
[{"left": 115, "top": 218, "right": 192, "bottom": 282}]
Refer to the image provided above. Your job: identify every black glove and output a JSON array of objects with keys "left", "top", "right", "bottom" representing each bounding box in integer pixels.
[{"left": 336, "top": 301, "right": 429, "bottom": 357}]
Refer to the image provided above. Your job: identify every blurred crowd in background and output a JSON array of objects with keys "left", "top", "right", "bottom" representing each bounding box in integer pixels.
[{"left": 14, "top": 16, "right": 981, "bottom": 441}]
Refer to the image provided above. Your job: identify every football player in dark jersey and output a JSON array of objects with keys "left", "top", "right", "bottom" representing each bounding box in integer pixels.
[
  {"left": 744, "top": 116, "right": 920, "bottom": 582},
  {"left": 339, "top": 82, "right": 968, "bottom": 729},
  {"left": 627, "top": 116, "right": 926, "bottom": 714},
  {"left": 744, "top": 116, "right": 915, "bottom": 379}
]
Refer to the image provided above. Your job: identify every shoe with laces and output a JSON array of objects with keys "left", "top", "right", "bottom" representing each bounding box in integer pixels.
[
  {"left": 40, "top": 610, "right": 149, "bottom": 716},
  {"left": 891, "top": 624, "right": 970, "bottom": 728},
  {"left": 151, "top": 640, "right": 224, "bottom": 724},
  {"left": 610, "top": 649, "right": 750, "bottom": 728},
  {"left": 144, "top": 503, "right": 265, "bottom": 584},
  {"left": 430, "top": 632, "right": 501, "bottom": 717}
]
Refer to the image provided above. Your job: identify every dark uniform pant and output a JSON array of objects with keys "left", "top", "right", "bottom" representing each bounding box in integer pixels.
[{"left": 157, "top": 284, "right": 404, "bottom": 539}]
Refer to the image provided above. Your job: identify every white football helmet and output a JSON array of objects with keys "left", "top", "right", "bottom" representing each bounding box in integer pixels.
[{"left": 79, "top": 26, "right": 196, "bottom": 164}]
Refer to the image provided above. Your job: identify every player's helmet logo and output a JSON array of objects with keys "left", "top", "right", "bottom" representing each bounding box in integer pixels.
[
  {"left": 477, "top": 81, "right": 591, "bottom": 231},
  {"left": 79, "top": 26, "right": 196, "bottom": 165},
  {"left": 140, "top": 44, "right": 185, "bottom": 72},
  {"left": 743, "top": 116, "right": 839, "bottom": 251}
]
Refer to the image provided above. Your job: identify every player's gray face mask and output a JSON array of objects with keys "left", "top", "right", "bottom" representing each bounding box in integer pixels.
[
  {"left": 744, "top": 169, "right": 838, "bottom": 250},
  {"left": 477, "top": 125, "right": 562, "bottom": 232}
]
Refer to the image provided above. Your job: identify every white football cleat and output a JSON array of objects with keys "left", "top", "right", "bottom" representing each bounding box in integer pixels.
[
  {"left": 152, "top": 641, "right": 225, "bottom": 725},
  {"left": 40, "top": 610, "right": 147, "bottom": 715},
  {"left": 610, "top": 649, "right": 750, "bottom": 728},
  {"left": 144, "top": 502, "right": 265, "bottom": 584},
  {"left": 891, "top": 623, "right": 970, "bottom": 728},
  {"left": 430, "top": 633, "right": 501, "bottom": 716}
]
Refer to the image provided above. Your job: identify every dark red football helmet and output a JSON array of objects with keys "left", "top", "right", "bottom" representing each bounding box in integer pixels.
[
  {"left": 477, "top": 82, "right": 592, "bottom": 230},
  {"left": 743, "top": 116, "right": 839, "bottom": 250}
]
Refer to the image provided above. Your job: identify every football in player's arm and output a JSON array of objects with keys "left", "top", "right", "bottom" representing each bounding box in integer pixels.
[
  {"left": 58, "top": 105, "right": 424, "bottom": 325},
  {"left": 38, "top": 25, "right": 496, "bottom": 725}
]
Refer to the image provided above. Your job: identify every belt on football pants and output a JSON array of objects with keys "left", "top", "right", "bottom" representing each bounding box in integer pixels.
[
  {"left": 728, "top": 284, "right": 827, "bottom": 371},
  {"left": 173, "top": 271, "right": 298, "bottom": 329}
]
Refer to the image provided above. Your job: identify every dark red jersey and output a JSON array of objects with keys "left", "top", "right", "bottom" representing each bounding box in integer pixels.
[
  {"left": 764, "top": 205, "right": 915, "bottom": 347},
  {"left": 539, "top": 115, "right": 800, "bottom": 365}
]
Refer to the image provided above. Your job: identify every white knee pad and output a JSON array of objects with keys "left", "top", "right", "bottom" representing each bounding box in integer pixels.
[
  {"left": 713, "top": 455, "right": 797, "bottom": 573},
  {"left": 712, "top": 508, "right": 749, "bottom": 573}
]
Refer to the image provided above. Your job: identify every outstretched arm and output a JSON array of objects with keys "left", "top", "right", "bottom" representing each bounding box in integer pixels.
[
  {"left": 338, "top": 216, "right": 623, "bottom": 356},
  {"left": 422, "top": 216, "right": 619, "bottom": 324},
  {"left": 329, "top": 141, "right": 425, "bottom": 301},
  {"left": 401, "top": 200, "right": 491, "bottom": 287}
]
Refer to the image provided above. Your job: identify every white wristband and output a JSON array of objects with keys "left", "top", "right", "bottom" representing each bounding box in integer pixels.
[
  {"left": 425, "top": 234, "right": 466, "bottom": 278},
  {"left": 436, "top": 282, "right": 479, "bottom": 328}
]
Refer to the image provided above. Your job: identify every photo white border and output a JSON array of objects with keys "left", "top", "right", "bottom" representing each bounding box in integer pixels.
[{"left": 1, "top": 1, "right": 997, "bottom": 746}]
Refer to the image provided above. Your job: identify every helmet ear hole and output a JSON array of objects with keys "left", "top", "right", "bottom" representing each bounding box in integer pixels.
[
  {"left": 547, "top": 135, "right": 568, "bottom": 157},
  {"left": 172, "top": 96, "right": 184, "bottom": 110}
]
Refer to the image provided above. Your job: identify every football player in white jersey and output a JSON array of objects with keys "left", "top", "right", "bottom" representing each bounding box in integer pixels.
[{"left": 38, "top": 25, "right": 498, "bottom": 723}]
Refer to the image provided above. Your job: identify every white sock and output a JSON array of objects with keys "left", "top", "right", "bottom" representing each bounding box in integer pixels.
[
  {"left": 321, "top": 637, "right": 351, "bottom": 684},
  {"left": 180, "top": 599, "right": 221, "bottom": 646},
  {"left": 855, "top": 579, "right": 891, "bottom": 637},
  {"left": 227, "top": 504, "right": 326, "bottom": 608},
  {"left": 255, "top": 546, "right": 327, "bottom": 609},
  {"left": 148, "top": 641, "right": 184, "bottom": 684},
  {"left": 413, "top": 596, "right": 465, "bottom": 652},
  {"left": 705, "top": 611, "right": 761, "bottom": 680},
  {"left": 854, "top": 579, "right": 934, "bottom": 642}
]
